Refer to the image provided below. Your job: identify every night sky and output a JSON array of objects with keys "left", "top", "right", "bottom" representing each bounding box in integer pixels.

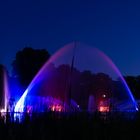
[{"left": 1, "top": 0, "right": 140, "bottom": 76}]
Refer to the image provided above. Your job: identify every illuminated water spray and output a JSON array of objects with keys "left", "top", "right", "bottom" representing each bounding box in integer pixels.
[
  {"left": 1, "top": 68, "right": 10, "bottom": 113},
  {"left": 15, "top": 42, "right": 138, "bottom": 113}
]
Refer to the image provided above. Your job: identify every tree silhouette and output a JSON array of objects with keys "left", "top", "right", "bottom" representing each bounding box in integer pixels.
[
  {"left": 12, "top": 47, "right": 50, "bottom": 87},
  {"left": 124, "top": 76, "right": 140, "bottom": 99}
]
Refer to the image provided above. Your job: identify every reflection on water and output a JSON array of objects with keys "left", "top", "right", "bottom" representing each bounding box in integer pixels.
[
  {"left": 14, "top": 112, "right": 24, "bottom": 123},
  {"left": 0, "top": 111, "right": 138, "bottom": 124},
  {"left": 0, "top": 112, "right": 30, "bottom": 123}
]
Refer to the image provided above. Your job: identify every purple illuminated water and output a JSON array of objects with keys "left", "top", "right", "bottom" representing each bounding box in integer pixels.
[
  {"left": 15, "top": 42, "right": 138, "bottom": 113},
  {"left": 0, "top": 69, "right": 10, "bottom": 113}
]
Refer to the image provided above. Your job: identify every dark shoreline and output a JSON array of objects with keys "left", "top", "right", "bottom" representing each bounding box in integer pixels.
[{"left": 0, "top": 111, "right": 140, "bottom": 140}]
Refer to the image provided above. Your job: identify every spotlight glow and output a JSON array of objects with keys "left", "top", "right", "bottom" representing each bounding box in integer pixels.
[{"left": 14, "top": 89, "right": 29, "bottom": 112}]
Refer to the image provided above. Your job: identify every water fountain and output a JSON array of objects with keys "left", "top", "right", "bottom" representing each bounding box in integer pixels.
[
  {"left": 15, "top": 42, "right": 138, "bottom": 113},
  {"left": 0, "top": 65, "right": 10, "bottom": 113}
]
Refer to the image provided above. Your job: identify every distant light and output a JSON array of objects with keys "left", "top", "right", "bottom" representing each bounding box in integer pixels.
[
  {"left": 51, "top": 105, "right": 55, "bottom": 111},
  {"left": 50, "top": 104, "right": 63, "bottom": 112},
  {"left": 102, "top": 94, "right": 106, "bottom": 98},
  {"left": 99, "top": 106, "right": 109, "bottom": 112},
  {"left": 27, "top": 106, "right": 32, "bottom": 113},
  {"left": 0, "top": 109, "right": 5, "bottom": 113},
  {"left": 136, "top": 107, "right": 139, "bottom": 111}
]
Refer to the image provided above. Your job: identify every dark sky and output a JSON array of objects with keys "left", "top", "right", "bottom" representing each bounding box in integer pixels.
[{"left": 1, "top": 0, "right": 140, "bottom": 76}]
